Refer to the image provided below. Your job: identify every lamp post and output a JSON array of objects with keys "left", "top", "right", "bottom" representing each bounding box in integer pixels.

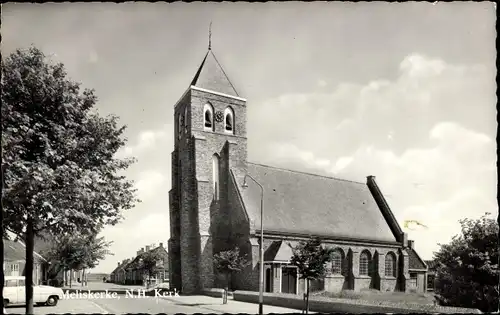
[{"left": 242, "top": 174, "right": 264, "bottom": 315}]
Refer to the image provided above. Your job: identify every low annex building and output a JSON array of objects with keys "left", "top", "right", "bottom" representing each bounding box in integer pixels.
[
  {"left": 168, "top": 47, "right": 427, "bottom": 295},
  {"left": 3, "top": 238, "right": 47, "bottom": 285}
]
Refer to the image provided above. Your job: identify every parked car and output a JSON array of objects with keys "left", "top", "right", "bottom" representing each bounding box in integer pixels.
[{"left": 3, "top": 276, "right": 64, "bottom": 307}]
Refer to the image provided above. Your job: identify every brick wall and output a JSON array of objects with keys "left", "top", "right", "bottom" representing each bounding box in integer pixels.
[
  {"left": 169, "top": 87, "right": 412, "bottom": 295},
  {"left": 325, "top": 275, "right": 346, "bottom": 293},
  {"left": 170, "top": 87, "right": 248, "bottom": 294}
]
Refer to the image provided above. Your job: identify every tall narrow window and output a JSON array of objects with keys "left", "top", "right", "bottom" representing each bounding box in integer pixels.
[
  {"left": 331, "top": 249, "right": 344, "bottom": 275},
  {"left": 178, "top": 114, "right": 182, "bottom": 139},
  {"left": 224, "top": 107, "right": 234, "bottom": 134},
  {"left": 204, "top": 103, "right": 214, "bottom": 131},
  {"left": 359, "top": 250, "right": 371, "bottom": 276},
  {"left": 385, "top": 252, "right": 396, "bottom": 277},
  {"left": 212, "top": 154, "right": 220, "bottom": 200},
  {"left": 184, "top": 107, "right": 189, "bottom": 134}
]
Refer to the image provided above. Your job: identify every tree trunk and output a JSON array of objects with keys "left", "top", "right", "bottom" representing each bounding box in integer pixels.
[
  {"left": 306, "top": 278, "right": 310, "bottom": 315},
  {"left": 25, "top": 218, "right": 34, "bottom": 315},
  {"left": 70, "top": 269, "right": 73, "bottom": 288},
  {"left": 223, "top": 273, "right": 229, "bottom": 304}
]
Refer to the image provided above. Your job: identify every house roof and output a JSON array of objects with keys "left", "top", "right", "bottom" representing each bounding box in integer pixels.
[
  {"left": 425, "top": 260, "right": 437, "bottom": 270},
  {"left": 190, "top": 49, "right": 240, "bottom": 97},
  {"left": 264, "top": 241, "right": 294, "bottom": 262},
  {"left": 408, "top": 247, "right": 427, "bottom": 270},
  {"left": 110, "top": 260, "right": 129, "bottom": 275},
  {"left": 126, "top": 246, "right": 168, "bottom": 270},
  {"left": 3, "top": 238, "right": 47, "bottom": 264},
  {"left": 234, "top": 163, "right": 399, "bottom": 243}
]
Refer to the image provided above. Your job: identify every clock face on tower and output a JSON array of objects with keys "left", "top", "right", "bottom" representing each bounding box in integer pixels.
[{"left": 215, "top": 111, "right": 224, "bottom": 123}]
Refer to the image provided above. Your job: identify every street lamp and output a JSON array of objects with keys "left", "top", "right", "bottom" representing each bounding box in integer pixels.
[{"left": 242, "top": 174, "right": 264, "bottom": 315}]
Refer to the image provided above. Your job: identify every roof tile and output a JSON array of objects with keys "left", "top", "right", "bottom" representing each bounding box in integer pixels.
[
  {"left": 190, "top": 50, "right": 239, "bottom": 97},
  {"left": 408, "top": 248, "right": 427, "bottom": 270},
  {"left": 3, "top": 238, "right": 46, "bottom": 263},
  {"left": 236, "top": 163, "right": 398, "bottom": 243}
]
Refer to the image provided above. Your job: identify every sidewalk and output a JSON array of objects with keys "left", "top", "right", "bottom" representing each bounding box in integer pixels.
[{"left": 161, "top": 294, "right": 308, "bottom": 314}]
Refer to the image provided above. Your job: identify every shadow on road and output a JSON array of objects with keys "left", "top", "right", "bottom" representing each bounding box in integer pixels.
[{"left": 174, "top": 303, "right": 215, "bottom": 307}]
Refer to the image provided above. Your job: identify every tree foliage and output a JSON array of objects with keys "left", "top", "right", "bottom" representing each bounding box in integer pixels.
[
  {"left": 290, "top": 237, "right": 334, "bottom": 281},
  {"left": 213, "top": 247, "right": 251, "bottom": 303},
  {"left": 290, "top": 237, "right": 334, "bottom": 314},
  {"left": 1, "top": 46, "right": 139, "bottom": 239},
  {"left": 433, "top": 213, "right": 499, "bottom": 313},
  {"left": 139, "top": 250, "right": 163, "bottom": 287},
  {"left": 213, "top": 247, "right": 251, "bottom": 285},
  {"left": 42, "top": 233, "right": 112, "bottom": 281},
  {"left": 1, "top": 46, "right": 139, "bottom": 312}
]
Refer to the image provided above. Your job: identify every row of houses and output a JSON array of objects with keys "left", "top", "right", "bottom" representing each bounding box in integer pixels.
[
  {"left": 109, "top": 243, "right": 169, "bottom": 287},
  {"left": 4, "top": 237, "right": 104, "bottom": 287}
]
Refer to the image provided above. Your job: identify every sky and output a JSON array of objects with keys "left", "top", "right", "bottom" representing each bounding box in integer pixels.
[{"left": 2, "top": 2, "right": 497, "bottom": 274}]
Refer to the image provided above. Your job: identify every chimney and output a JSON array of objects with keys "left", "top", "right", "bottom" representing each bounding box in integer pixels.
[
  {"left": 159, "top": 242, "right": 163, "bottom": 248},
  {"left": 366, "top": 175, "right": 378, "bottom": 193},
  {"left": 402, "top": 232, "right": 408, "bottom": 247},
  {"left": 408, "top": 240, "right": 414, "bottom": 249},
  {"left": 145, "top": 245, "right": 151, "bottom": 252}
]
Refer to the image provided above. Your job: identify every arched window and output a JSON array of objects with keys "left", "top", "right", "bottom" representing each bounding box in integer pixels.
[
  {"left": 359, "top": 250, "right": 371, "bottom": 276},
  {"left": 384, "top": 252, "right": 397, "bottom": 277},
  {"left": 331, "top": 249, "right": 345, "bottom": 275},
  {"left": 212, "top": 154, "right": 220, "bottom": 200},
  {"left": 224, "top": 107, "right": 234, "bottom": 134},
  {"left": 204, "top": 103, "right": 214, "bottom": 131}
]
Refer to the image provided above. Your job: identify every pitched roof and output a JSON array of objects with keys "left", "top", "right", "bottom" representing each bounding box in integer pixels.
[
  {"left": 264, "top": 241, "right": 294, "bottom": 262},
  {"left": 115, "top": 259, "right": 132, "bottom": 273},
  {"left": 126, "top": 245, "right": 168, "bottom": 270},
  {"left": 3, "top": 239, "right": 46, "bottom": 263},
  {"left": 425, "top": 260, "right": 437, "bottom": 270},
  {"left": 110, "top": 260, "right": 128, "bottom": 275},
  {"left": 234, "top": 163, "right": 399, "bottom": 243},
  {"left": 408, "top": 247, "right": 427, "bottom": 270},
  {"left": 190, "top": 50, "right": 240, "bottom": 97}
]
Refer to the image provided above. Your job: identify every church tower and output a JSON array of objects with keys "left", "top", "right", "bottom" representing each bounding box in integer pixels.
[{"left": 168, "top": 46, "right": 248, "bottom": 293}]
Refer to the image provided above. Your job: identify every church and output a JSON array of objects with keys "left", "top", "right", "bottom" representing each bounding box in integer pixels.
[{"left": 168, "top": 46, "right": 428, "bottom": 296}]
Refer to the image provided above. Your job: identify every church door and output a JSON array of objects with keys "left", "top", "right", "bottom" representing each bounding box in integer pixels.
[
  {"left": 265, "top": 268, "right": 272, "bottom": 292},
  {"left": 281, "top": 267, "right": 297, "bottom": 294}
]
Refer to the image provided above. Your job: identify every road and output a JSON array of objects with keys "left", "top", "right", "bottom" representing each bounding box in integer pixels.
[
  {"left": 5, "top": 293, "right": 303, "bottom": 314},
  {"left": 6, "top": 298, "right": 218, "bottom": 314}
]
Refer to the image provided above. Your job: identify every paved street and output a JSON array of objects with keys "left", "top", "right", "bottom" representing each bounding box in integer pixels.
[
  {"left": 5, "top": 294, "right": 304, "bottom": 314},
  {"left": 62, "top": 281, "right": 148, "bottom": 291}
]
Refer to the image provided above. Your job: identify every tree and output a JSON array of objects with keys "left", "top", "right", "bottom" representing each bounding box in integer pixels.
[
  {"left": 41, "top": 233, "right": 112, "bottom": 287},
  {"left": 290, "top": 237, "right": 334, "bottom": 315},
  {"left": 1, "top": 47, "right": 139, "bottom": 314},
  {"left": 213, "top": 247, "right": 251, "bottom": 304},
  {"left": 138, "top": 250, "right": 162, "bottom": 289},
  {"left": 433, "top": 213, "right": 499, "bottom": 313}
]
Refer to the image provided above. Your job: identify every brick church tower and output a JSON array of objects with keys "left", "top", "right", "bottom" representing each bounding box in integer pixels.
[{"left": 168, "top": 47, "right": 248, "bottom": 293}]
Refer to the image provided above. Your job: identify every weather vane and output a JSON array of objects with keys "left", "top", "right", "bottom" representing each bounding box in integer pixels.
[{"left": 208, "top": 21, "right": 212, "bottom": 50}]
